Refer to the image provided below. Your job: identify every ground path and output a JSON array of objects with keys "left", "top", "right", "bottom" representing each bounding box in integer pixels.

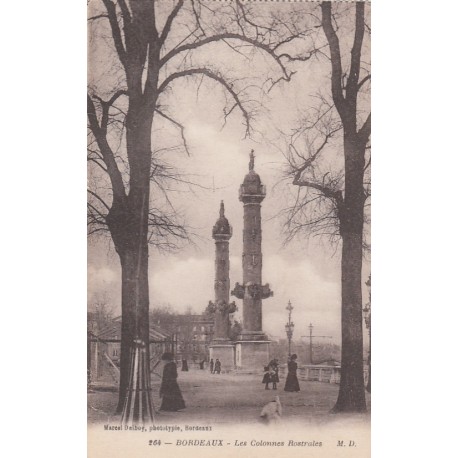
[{"left": 88, "top": 368, "right": 370, "bottom": 427}]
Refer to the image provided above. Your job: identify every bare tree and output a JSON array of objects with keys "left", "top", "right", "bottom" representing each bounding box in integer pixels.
[
  {"left": 87, "top": 0, "right": 311, "bottom": 421},
  {"left": 88, "top": 294, "right": 115, "bottom": 331},
  {"left": 283, "top": 1, "right": 370, "bottom": 412}
]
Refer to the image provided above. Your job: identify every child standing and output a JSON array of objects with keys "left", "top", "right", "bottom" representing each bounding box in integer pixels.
[
  {"left": 262, "top": 365, "right": 272, "bottom": 390},
  {"left": 271, "top": 361, "right": 279, "bottom": 390}
]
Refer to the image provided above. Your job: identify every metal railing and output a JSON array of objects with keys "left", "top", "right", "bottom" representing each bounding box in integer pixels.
[
  {"left": 278, "top": 364, "right": 369, "bottom": 385},
  {"left": 239, "top": 184, "right": 266, "bottom": 198}
]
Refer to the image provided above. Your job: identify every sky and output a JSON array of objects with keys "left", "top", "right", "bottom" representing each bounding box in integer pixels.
[{"left": 87, "top": 0, "right": 371, "bottom": 346}]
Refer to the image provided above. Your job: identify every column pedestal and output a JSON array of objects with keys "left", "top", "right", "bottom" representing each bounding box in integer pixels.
[
  {"left": 234, "top": 339, "right": 270, "bottom": 373},
  {"left": 209, "top": 341, "right": 235, "bottom": 372}
]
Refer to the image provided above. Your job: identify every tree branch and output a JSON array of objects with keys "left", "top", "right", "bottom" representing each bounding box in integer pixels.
[
  {"left": 364, "top": 155, "right": 371, "bottom": 173},
  {"left": 190, "top": 0, "right": 206, "bottom": 38},
  {"left": 289, "top": 127, "right": 340, "bottom": 177},
  {"left": 235, "top": 0, "right": 276, "bottom": 35},
  {"left": 93, "top": 90, "right": 128, "bottom": 131},
  {"left": 357, "top": 74, "right": 371, "bottom": 91},
  {"left": 87, "top": 156, "right": 108, "bottom": 173},
  {"left": 358, "top": 113, "right": 371, "bottom": 144},
  {"left": 87, "top": 94, "right": 127, "bottom": 200},
  {"left": 88, "top": 189, "right": 111, "bottom": 212},
  {"left": 106, "top": 89, "right": 128, "bottom": 107},
  {"left": 158, "top": 68, "right": 250, "bottom": 136},
  {"left": 289, "top": 128, "right": 344, "bottom": 204},
  {"left": 321, "top": 2, "right": 346, "bottom": 119},
  {"left": 155, "top": 108, "right": 190, "bottom": 156},
  {"left": 117, "top": 0, "right": 131, "bottom": 24},
  {"left": 346, "top": 1, "right": 366, "bottom": 101},
  {"left": 88, "top": 14, "right": 109, "bottom": 22},
  {"left": 160, "top": 0, "right": 185, "bottom": 44},
  {"left": 159, "top": 33, "right": 291, "bottom": 84},
  {"left": 278, "top": 49, "right": 317, "bottom": 63},
  {"left": 273, "top": 34, "right": 305, "bottom": 52},
  {"left": 87, "top": 202, "right": 108, "bottom": 223},
  {"left": 292, "top": 178, "right": 342, "bottom": 203},
  {"left": 101, "top": 0, "right": 127, "bottom": 68},
  {"left": 87, "top": 94, "right": 102, "bottom": 135}
]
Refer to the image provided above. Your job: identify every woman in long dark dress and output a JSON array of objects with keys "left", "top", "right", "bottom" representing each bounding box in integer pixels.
[
  {"left": 159, "top": 353, "right": 186, "bottom": 411},
  {"left": 284, "top": 354, "right": 300, "bottom": 392}
]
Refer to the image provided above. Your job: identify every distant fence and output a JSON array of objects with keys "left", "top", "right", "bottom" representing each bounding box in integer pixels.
[
  {"left": 88, "top": 339, "right": 120, "bottom": 388},
  {"left": 278, "top": 364, "right": 369, "bottom": 385},
  {"left": 299, "top": 365, "right": 341, "bottom": 384}
]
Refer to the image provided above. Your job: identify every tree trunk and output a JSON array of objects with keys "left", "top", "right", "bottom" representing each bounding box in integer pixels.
[
  {"left": 115, "top": 244, "right": 151, "bottom": 414},
  {"left": 366, "top": 330, "right": 371, "bottom": 393},
  {"left": 87, "top": 331, "right": 92, "bottom": 387},
  {"left": 88, "top": 0, "right": 160, "bottom": 418},
  {"left": 333, "top": 135, "right": 367, "bottom": 412},
  {"left": 333, "top": 231, "right": 366, "bottom": 412},
  {"left": 106, "top": 114, "right": 154, "bottom": 418},
  {"left": 319, "top": 0, "right": 369, "bottom": 413}
]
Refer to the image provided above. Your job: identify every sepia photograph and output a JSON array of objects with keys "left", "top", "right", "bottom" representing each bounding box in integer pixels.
[
  {"left": 7, "top": 0, "right": 458, "bottom": 456},
  {"left": 87, "top": 0, "right": 371, "bottom": 455},
  {"left": 6, "top": 1, "right": 458, "bottom": 457}
]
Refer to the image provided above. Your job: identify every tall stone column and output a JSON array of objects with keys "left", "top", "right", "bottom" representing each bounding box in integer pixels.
[
  {"left": 232, "top": 150, "right": 273, "bottom": 338},
  {"left": 208, "top": 202, "right": 236, "bottom": 371},
  {"left": 231, "top": 151, "right": 273, "bottom": 371}
]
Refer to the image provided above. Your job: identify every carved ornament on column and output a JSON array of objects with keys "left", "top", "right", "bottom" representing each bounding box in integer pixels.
[{"left": 208, "top": 300, "right": 237, "bottom": 315}]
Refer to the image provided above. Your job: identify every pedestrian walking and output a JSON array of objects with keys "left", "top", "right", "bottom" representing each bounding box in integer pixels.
[
  {"left": 284, "top": 354, "right": 300, "bottom": 392},
  {"left": 210, "top": 358, "right": 214, "bottom": 374},
  {"left": 214, "top": 359, "right": 221, "bottom": 374},
  {"left": 159, "top": 353, "right": 186, "bottom": 412}
]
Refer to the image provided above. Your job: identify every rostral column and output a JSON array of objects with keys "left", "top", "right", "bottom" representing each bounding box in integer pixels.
[
  {"left": 208, "top": 201, "right": 237, "bottom": 340},
  {"left": 208, "top": 201, "right": 237, "bottom": 370},
  {"left": 232, "top": 150, "right": 273, "bottom": 341}
]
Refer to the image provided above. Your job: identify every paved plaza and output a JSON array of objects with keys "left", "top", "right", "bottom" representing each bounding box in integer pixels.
[{"left": 88, "top": 369, "right": 370, "bottom": 426}]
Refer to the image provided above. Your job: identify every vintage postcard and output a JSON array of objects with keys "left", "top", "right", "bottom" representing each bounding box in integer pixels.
[{"left": 87, "top": 0, "right": 371, "bottom": 456}]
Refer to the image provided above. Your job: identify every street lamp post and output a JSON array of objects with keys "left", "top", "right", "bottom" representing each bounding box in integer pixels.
[
  {"left": 301, "top": 324, "right": 332, "bottom": 365},
  {"left": 285, "top": 300, "right": 295, "bottom": 357}
]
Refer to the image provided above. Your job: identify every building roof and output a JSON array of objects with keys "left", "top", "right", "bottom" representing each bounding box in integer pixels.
[
  {"left": 174, "top": 314, "right": 214, "bottom": 324},
  {"left": 93, "top": 316, "right": 172, "bottom": 342}
]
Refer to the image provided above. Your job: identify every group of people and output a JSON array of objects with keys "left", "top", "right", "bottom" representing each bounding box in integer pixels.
[
  {"left": 262, "top": 359, "right": 280, "bottom": 390},
  {"left": 209, "top": 358, "right": 221, "bottom": 374},
  {"left": 158, "top": 352, "right": 301, "bottom": 413},
  {"left": 262, "top": 354, "right": 300, "bottom": 392}
]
